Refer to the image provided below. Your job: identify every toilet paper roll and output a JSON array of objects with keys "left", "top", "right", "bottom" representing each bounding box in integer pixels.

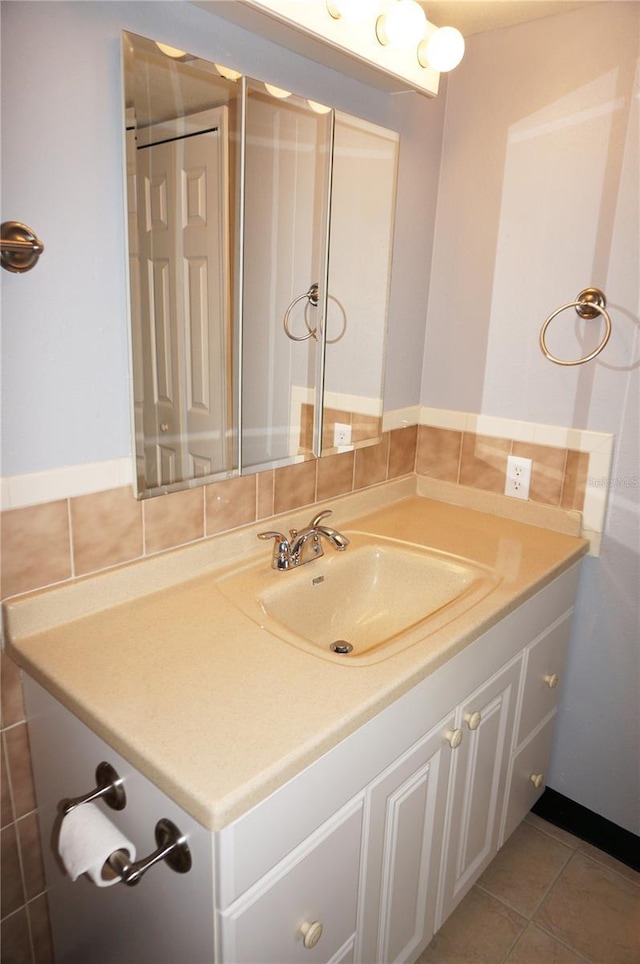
[{"left": 58, "top": 802, "right": 137, "bottom": 888}]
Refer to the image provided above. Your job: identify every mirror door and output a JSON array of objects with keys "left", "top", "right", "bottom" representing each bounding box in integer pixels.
[{"left": 241, "top": 82, "right": 333, "bottom": 472}]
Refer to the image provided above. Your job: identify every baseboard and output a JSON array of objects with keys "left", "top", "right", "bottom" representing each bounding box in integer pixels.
[{"left": 531, "top": 788, "right": 639, "bottom": 872}]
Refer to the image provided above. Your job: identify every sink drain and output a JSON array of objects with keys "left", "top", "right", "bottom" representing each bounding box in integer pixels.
[{"left": 330, "top": 641, "right": 353, "bottom": 655}]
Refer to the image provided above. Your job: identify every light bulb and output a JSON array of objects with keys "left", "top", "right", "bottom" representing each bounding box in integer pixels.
[
  {"left": 264, "top": 83, "right": 292, "bottom": 99},
  {"left": 155, "top": 42, "right": 188, "bottom": 59},
  {"left": 308, "top": 100, "right": 331, "bottom": 114},
  {"left": 327, "top": 0, "right": 380, "bottom": 22},
  {"left": 376, "top": 0, "right": 427, "bottom": 48},
  {"left": 418, "top": 26, "right": 465, "bottom": 72},
  {"left": 215, "top": 64, "right": 242, "bottom": 82}
]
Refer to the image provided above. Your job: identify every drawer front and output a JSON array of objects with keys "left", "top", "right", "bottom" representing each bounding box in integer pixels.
[
  {"left": 516, "top": 612, "right": 572, "bottom": 747},
  {"left": 501, "top": 714, "right": 556, "bottom": 845},
  {"left": 219, "top": 799, "right": 363, "bottom": 964}
]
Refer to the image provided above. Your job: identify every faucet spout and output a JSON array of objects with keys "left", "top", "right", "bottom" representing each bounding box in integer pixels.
[{"left": 313, "top": 525, "right": 350, "bottom": 550}]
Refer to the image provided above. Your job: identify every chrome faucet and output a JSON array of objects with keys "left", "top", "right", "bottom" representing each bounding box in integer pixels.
[{"left": 258, "top": 510, "right": 350, "bottom": 570}]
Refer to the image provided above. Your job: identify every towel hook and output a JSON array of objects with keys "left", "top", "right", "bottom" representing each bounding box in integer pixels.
[
  {"left": 539, "top": 287, "right": 611, "bottom": 366},
  {"left": 1, "top": 221, "right": 45, "bottom": 273}
]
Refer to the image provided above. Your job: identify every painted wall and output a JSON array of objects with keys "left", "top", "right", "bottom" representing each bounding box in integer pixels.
[
  {"left": 422, "top": 2, "right": 639, "bottom": 834},
  {"left": 0, "top": 0, "right": 445, "bottom": 478}
]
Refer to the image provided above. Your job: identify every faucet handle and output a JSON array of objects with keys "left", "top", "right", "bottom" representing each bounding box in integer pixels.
[
  {"left": 257, "top": 530, "right": 287, "bottom": 543},
  {"left": 309, "top": 509, "right": 333, "bottom": 527},
  {"left": 257, "top": 531, "right": 291, "bottom": 570}
]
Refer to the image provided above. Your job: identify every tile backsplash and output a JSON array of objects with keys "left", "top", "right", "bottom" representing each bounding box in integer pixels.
[{"left": 2, "top": 416, "right": 608, "bottom": 602}]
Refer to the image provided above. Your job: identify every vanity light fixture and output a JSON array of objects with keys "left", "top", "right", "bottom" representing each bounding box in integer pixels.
[
  {"left": 417, "top": 25, "right": 465, "bottom": 72},
  {"left": 264, "top": 82, "right": 293, "bottom": 98},
  {"left": 375, "top": 0, "right": 426, "bottom": 48},
  {"left": 326, "top": 0, "right": 380, "bottom": 22},
  {"left": 212, "top": 0, "right": 465, "bottom": 96}
]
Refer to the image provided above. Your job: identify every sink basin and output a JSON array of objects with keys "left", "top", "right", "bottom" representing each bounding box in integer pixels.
[{"left": 216, "top": 532, "right": 501, "bottom": 664}]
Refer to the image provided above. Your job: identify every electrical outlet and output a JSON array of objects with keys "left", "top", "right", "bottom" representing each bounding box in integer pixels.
[
  {"left": 333, "top": 422, "right": 352, "bottom": 447},
  {"left": 505, "top": 455, "right": 532, "bottom": 500}
]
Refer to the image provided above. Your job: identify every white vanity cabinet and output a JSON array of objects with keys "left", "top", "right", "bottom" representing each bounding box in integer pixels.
[
  {"left": 357, "top": 713, "right": 455, "bottom": 964},
  {"left": 22, "top": 562, "right": 580, "bottom": 964},
  {"left": 215, "top": 563, "right": 580, "bottom": 964},
  {"left": 436, "top": 658, "right": 521, "bottom": 928}
]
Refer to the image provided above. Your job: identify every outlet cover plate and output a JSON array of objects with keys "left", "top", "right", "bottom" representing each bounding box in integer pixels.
[{"left": 505, "top": 455, "right": 532, "bottom": 500}]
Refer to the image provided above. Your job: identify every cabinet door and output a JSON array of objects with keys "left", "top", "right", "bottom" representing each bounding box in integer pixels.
[
  {"left": 437, "top": 659, "right": 521, "bottom": 929},
  {"left": 516, "top": 612, "right": 572, "bottom": 748},
  {"left": 219, "top": 798, "right": 363, "bottom": 964},
  {"left": 358, "top": 713, "right": 455, "bottom": 964},
  {"left": 501, "top": 713, "right": 557, "bottom": 844}
]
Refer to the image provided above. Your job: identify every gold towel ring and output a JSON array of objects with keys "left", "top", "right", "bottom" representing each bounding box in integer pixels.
[{"left": 539, "top": 287, "right": 611, "bottom": 366}]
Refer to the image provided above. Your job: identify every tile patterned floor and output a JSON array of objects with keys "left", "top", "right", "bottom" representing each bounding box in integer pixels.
[{"left": 417, "top": 814, "right": 640, "bottom": 964}]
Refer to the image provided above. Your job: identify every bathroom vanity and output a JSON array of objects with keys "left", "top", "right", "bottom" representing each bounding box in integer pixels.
[{"left": 5, "top": 487, "right": 587, "bottom": 963}]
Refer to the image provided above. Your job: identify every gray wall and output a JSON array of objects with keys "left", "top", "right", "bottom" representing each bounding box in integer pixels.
[{"left": 422, "top": 2, "right": 639, "bottom": 834}]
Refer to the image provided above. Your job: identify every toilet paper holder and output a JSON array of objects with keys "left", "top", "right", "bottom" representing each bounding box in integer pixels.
[
  {"left": 106, "top": 818, "right": 192, "bottom": 886},
  {"left": 59, "top": 761, "right": 192, "bottom": 885},
  {"left": 61, "top": 762, "right": 126, "bottom": 815}
]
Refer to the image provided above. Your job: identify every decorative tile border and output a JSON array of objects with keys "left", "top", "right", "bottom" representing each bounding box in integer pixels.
[
  {"left": 1, "top": 458, "right": 133, "bottom": 512},
  {"left": 0, "top": 406, "right": 613, "bottom": 594},
  {"left": 419, "top": 407, "right": 614, "bottom": 553}
]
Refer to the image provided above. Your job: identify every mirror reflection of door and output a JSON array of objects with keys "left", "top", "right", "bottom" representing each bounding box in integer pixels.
[{"left": 133, "top": 108, "right": 233, "bottom": 489}]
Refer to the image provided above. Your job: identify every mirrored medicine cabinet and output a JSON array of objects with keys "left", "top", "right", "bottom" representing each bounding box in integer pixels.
[{"left": 123, "top": 31, "right": 399, "bottom": 499}]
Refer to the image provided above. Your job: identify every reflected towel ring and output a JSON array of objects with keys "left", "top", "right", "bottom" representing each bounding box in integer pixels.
[
  {"left": 283, "top": 284, "right": 347, "bottom": 345},
  {"left": 539, "top": 287, "right": 611, "bottom": 366},
  {"left": 283, "top": 284, "right": 319, "bottom": 342}
]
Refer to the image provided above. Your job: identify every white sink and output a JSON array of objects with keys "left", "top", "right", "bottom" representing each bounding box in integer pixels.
[{"left": 216, "top": 532, "right": 501, "bottom": 664}]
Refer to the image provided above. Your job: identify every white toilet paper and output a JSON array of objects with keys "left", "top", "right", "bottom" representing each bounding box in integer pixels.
[{"left": 58, "top": 802, "right": 137, "bottom": 888}]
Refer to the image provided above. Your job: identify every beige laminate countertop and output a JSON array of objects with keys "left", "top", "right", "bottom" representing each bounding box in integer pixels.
[{"left": 4, "top": 486, "right": 588, "bottom": 832}]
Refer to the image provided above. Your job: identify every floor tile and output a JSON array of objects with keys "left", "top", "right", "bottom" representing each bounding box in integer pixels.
[
  {"left": 524, "top": 812, "right": 581, "bottom": 850},
  {"left": 534, "top": 851, "right": 640, "bottom": 963},
  {"left": 576, "top": 840, "right": 640, "bottom": 886},
  {"left": 478, "top": 822, "right": 573, "bottom": 917},
  {"left": 416, "top": 886, "right": 526, "bottom": 963},
  {"left": 506, "top": 923, "right": 586, "bottom": 963}
]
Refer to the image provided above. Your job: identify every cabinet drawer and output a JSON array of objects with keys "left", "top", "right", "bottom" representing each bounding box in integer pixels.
[
  {"left": 501, "top": 714, "right": 556, "bottom": 845},
  {"left": 516, "top": 612, "right": 572, "bottom": 747},
  {"left": 219, "top": 798, "right": 363, "bottom": 964}
]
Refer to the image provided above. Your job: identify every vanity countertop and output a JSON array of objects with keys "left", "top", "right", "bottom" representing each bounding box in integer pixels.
[{"left": 4, "top": 489, "right": 589, "bottom": 831}]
